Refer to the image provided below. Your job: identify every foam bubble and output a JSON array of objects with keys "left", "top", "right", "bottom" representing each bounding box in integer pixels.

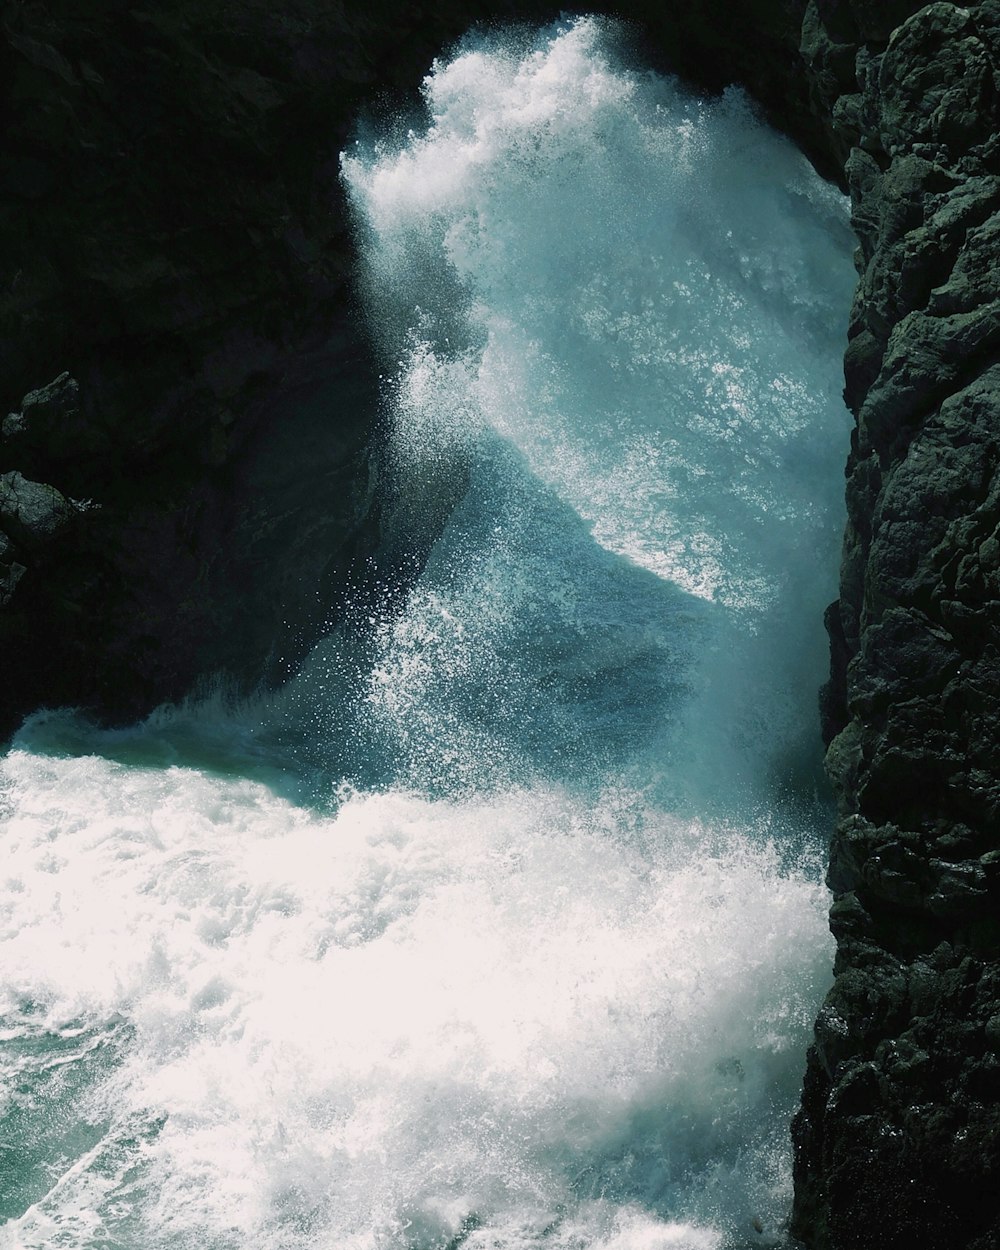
[{"left": 344, "top": 17, "right": 853, "bottom": 612}]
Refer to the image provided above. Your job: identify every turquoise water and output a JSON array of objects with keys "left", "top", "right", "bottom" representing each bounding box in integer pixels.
[{"left": 0, "top": 18, "right": 855, "bottom": 1249}]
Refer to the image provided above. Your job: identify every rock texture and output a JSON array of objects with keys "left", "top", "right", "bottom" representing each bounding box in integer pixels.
[
  {"left": 0, "top": 0, "right": 398, "bottom": 733},
  {"left": 791, "top": 3, "right": 1000, "bottom": 1247}
]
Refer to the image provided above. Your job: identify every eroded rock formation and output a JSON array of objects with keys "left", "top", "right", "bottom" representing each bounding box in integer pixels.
[{"left": 792, "top": 3, "right": 1000, "bottom": 1247}]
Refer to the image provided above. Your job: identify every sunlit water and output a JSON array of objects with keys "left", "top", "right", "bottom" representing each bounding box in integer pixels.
[{"left": 0, "top": 18, "right": 855, "bottom": 1250}]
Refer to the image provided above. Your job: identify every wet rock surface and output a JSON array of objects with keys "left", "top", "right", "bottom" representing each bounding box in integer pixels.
[{"left": 793, "top": 3, "right": 1000, "bottom": 1247}]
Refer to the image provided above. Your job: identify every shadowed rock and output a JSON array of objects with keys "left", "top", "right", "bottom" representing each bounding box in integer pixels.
[{"left": 793, "top": 3, "right": 1000, "bottom": 1247}]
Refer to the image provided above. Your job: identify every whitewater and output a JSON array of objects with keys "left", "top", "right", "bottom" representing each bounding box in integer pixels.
[{"left": 0, "top": 18, "right": 856, "bottom": 1250}]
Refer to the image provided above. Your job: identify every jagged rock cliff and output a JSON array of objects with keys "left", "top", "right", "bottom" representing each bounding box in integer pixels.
[{"left": 792, "top": 3, "right": 1000, "bottom": 1247}]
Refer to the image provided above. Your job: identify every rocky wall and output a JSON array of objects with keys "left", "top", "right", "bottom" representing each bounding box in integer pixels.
[
  {"left": 0, "top": 0, "right": 392, "bottom": 733},
  {"left": 791, "top": 3, "right": 1000, "bottom": 1247}
]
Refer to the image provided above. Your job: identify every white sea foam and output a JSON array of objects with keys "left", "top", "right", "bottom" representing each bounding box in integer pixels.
[
  {"left": 1, "top": 747, "right": 829, "bottom": 1249},
  {"left": 344, "top": 17, "right": 853, "bottom": 609}
]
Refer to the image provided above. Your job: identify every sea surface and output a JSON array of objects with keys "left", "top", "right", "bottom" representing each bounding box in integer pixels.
[{"left": 0, "top": 18, "right": 856, "bottom": 1249}]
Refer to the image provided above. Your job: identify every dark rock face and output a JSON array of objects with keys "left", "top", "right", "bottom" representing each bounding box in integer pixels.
[
  {"left": 0, "top": 0, "right": 398, "bottom": 733},
  {"left": 791, "top": 3, "right": 1000, "bottom": 1247}
]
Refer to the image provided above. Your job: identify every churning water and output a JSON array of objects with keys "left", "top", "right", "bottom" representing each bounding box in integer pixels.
[{"left": 0, "top": 18, "right": 856, "bottom": 1250}]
